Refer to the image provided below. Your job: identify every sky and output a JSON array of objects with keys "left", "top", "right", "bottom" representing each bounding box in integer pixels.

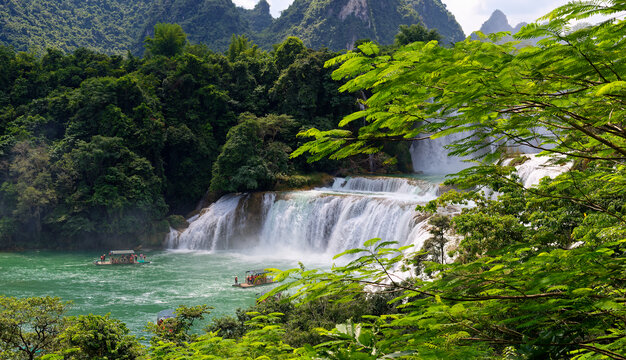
[{"left": 230, "top": 0, "right": 571, "bottom": 35}]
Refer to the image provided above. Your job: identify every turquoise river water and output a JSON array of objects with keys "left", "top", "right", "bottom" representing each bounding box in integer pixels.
[{"left": 0, "top": 250, "right": 324, "bottom": 338}]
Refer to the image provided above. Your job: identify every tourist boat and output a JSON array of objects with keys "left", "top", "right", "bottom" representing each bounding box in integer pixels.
[
  {"left": 232, "top": 269, "right": 274, "bottom": 288},
  {"left": 94, "top": 250, "right": 150, "bottom": 265}
]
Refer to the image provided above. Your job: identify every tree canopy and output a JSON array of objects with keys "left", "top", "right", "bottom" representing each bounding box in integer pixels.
[{"left": 144, "top": 23, "right": 188, "bottom": 57}]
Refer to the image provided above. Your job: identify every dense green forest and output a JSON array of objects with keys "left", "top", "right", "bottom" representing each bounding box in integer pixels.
[
  {"left": 0, "top": 0, "right": 154, "bottom": 54},
  {"left": 1, "top": 0, "right": 625, "bottom": 359},
  {"left": 0, "top": 21, "right": 429, "bottom": 250},
  {"left": 0, "top": 27, "right": 363, "bottom": 250}
]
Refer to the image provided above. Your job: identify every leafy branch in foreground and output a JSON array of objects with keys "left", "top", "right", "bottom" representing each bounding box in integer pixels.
[
  {"left": 285, "top": 5, "right": 626, "bottom": 356},
  {"left": 264, "top": 236, "right": 626, "bottom": 359},
  {"left": 0, "top": 296, "right": 68, "bottom": 360},
  {"left": 293, "top": 1, "right": 626, "bottom": 168}
]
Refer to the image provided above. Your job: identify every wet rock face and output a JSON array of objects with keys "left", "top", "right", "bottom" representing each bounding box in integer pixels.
[{"left": 339, "top": 0, "right": 369, "bottom": 21}]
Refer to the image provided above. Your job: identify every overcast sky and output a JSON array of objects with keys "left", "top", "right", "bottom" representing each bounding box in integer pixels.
[{"left": 231, "top": 0, "right": 571, "bottom": 35}]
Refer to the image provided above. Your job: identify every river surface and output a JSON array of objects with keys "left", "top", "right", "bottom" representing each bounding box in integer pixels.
[
  {"left": 0, "top": 176, "right": 443, "bottom": 340},
  {"left": 0, "top": 250, "right": 326, "bottom": 338}
]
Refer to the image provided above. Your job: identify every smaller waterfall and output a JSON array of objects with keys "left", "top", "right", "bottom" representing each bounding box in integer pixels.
[
  {"left": 504, "top": 154, "right": 571, "bottom": 188},
  {"left": 165, "top": 227, "right": 181, "bottom": 248},
  {"left": 410, "top": 131, "right": 474, "bottom": 175},
  {"left": 172, "top": 195, "right": 244, "bottom": 250}
]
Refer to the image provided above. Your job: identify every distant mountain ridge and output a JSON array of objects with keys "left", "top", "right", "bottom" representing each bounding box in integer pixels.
[
  {"left": 473, "top": 10, "right": 537, "bottom": 46},
  {"left": 477, "top": 9, "right": 527, "bottom": 36},
  {"left": 0, "top": 0, "right": 465, "bottom": 53}
]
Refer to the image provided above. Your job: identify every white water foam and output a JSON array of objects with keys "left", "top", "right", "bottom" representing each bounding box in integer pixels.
[
  {"left": 328, "top": 176, "right": 438, "bottom": 199},
  {"left": 504, "top": 154, "right": 571, "bottom": 188},
  {"left": 171, "top": 194, "right": 244, "bottom": 250},
  {"left": 257, "top": 191, "right": 428, "bottom": 256}
]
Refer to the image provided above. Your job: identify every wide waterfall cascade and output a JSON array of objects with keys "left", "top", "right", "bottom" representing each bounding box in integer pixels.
[
  {"left": 167, "top": 177, "right": 441, "bottom": 256},
  {"left": 259, "top": 191, "right": 429, "bottom": 256}
]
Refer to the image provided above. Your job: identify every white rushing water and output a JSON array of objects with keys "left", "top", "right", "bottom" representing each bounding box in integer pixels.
[
  {"left": 168, "top": 177, "right": 439, "bottom": 256},
  {"left": 410, "top": 131, "right": 474, "bottom": 174},
  {"left": 259, "top": 191, "right": 428, "bottom": 256},
  {"left": 504, "top": 154, "right": 571, "bottom": 188},
  {"left": 330, "top": 176, "right": 438, "bottom": 198}
]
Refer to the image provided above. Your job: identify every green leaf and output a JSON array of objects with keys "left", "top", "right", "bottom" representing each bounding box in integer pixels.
[{"left": 595, "top": 81, "right": 626, "bottom": 96}]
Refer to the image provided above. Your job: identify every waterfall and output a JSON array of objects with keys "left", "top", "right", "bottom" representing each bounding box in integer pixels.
[
  {"left": 410, "top": 131, "right": 474, "bottom": 175},
  {"left": 504, "top": 154, "right": 571, "bottom": 188},
  {"left": 165, "top": 227, "right": 180, "bottom": 248},
  {"left": 169, "top": 177, "right": 439, "bottom": 255},
  {"left": 170, "top": 194, "right": 246, "bottom": 250},
  {"left": 329, "top": 176, "right": 438, "bottom": 199},
  {"left": 408, "top": 117, "right": 553, "bottom": 175},
  {"left": 258, "top": 191, "right": 427, "bottom": 256}
]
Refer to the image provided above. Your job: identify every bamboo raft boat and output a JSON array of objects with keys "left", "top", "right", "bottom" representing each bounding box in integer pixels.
[
  {"left": 232, "top": 269, "right": 274, "bottom": 288},
  {"left": 94, "top": 250, "right": 150, "bottom": 265}
]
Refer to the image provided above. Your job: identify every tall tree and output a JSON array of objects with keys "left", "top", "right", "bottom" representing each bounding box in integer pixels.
[
  {"left": 0, "top": 296, "right": 67, "bottom": 360},
  {"left": 144, "top": 23, "right": 187, "bottom": 57},
  {"left": 394, "top": 23, "right": 441, "bottom": 46}
]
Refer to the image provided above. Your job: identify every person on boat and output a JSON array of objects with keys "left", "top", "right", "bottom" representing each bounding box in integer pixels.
[
  {"left": 100, "top": 254, "right": 105, "bottom": 262},
  {"left": 235, "top": 276, "right": 238, "bottom": 284}
]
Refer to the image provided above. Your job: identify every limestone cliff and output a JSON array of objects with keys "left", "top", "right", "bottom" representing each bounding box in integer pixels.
[{"left": 268, "top": 0, "right": 464, "bottom": 50}]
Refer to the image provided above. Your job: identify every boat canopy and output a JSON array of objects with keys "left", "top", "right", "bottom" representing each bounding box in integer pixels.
[
  {"left": 246, "top": 269, "right": 269, "bottom": 276},
  {"left": 109, "top": 250, "right": 135, "bottom": 255},
  {"left": 157, "top": 309, "right": 176, "bottom": 321}
]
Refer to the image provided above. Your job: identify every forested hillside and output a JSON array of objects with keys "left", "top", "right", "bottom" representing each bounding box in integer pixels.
[
  {"left": 0, "top": 29, "right": 368, "bottom": 250},
  {"left": 0, "top": 0, "right": 153, "bottom": 54},
  {"left": 134, "top": 0, "right": 251, "bottom": 53},
  {"left": 0, "top": 0, "right": 465, "bottom": 53}
]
